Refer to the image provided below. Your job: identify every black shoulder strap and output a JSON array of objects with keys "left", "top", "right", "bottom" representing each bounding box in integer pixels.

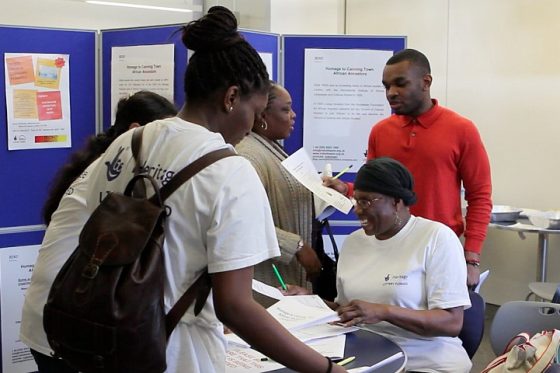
[
  {"left": 323, "top": 219, "right": 339, "bottom": 261},
  {"left": 131, "top": 127, "right": 147, "bottom": 197},
  {"left": 131, "top": 126, "right": 144, "bottom": 171}
]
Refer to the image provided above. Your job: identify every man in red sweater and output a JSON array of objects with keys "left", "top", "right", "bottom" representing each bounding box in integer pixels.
[{"left": 327, "top": 49, "right": 492, "bottom": 288}]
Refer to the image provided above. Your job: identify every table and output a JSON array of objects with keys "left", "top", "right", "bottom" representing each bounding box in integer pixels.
[
  {"left": 490, "top": 218, "right": 560, "bottom": 282},
  {"left": 274, "top": 329, "right": 407, "bottom": 373}
]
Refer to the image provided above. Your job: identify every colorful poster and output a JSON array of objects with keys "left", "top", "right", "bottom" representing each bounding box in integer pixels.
[
  {"left": 0, "top": 245, "right": 40, "bottom": 373},
  {"left": 111, "top": 44, "right": 174, "bottom": 124},
  {"left": 4, "top": 53, "right": 71, "bottom": 150}
]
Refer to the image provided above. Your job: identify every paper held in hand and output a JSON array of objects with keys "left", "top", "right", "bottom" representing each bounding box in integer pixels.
[{"left": 281, "top": 148, "right": 353, "bottom": 216}]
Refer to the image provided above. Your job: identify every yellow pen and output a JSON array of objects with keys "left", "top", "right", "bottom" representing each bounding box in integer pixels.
[
  {"left": 332, "top": 165, "right": 353, "bottom": 180},
  {"left": 336, "top": 356, "right": 356, "bottom": 366}
]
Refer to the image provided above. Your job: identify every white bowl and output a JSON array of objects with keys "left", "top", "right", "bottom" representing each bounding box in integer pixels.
[
  {"left": 528, "top": 211, "right": 560, "bottom": 230},
  {"left": 491, "top": 205, "right": 523, "bottom": 222}
]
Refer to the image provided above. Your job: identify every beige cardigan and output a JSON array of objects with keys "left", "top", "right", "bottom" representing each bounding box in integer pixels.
[{"left": 236, "top": 132, "right": 314, "bottom": 303}]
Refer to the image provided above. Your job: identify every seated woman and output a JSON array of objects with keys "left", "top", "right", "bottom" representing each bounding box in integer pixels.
[{"left": 287, "top": 157, "right": 472, "bottom": 373}]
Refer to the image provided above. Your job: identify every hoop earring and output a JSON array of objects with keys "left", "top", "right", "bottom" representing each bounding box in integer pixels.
[{"left": 260, "top": 120, "right": 268, "bottom": 130}]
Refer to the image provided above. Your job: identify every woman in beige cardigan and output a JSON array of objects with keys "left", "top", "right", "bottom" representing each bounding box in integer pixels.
[{"left": 236, "top": 82, "right": 323, "bottom": 306}]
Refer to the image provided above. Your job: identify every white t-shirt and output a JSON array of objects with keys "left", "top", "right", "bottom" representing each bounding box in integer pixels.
[
  {"left": 21, "top": 118, "right": 280, "bottom": 373},
  {"left": 20, "top": 159, "right": 100, "bottom": 356},
  {"left": 336, "top": 216, "right": 471, "bottom": 373},
  {"left": 84, "top": 117, "right": 280, "bottom": 373}
]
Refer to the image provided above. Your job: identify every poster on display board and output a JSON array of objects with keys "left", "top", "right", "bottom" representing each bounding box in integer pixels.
[
  {"left": 110, "top": 44, "right": 174, "bottom": 124},
  {"left": 4, "top": 53, "right": 72, "bottom": 150},
  {"left": 0, "top": 245, "right": 40, "bottom": 373},
  {"left": 302, "top": 48, "right": 392, "bottom": 172}
]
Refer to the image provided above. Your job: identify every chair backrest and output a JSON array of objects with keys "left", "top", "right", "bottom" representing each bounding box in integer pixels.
[
  {"left": 489, "top": 301, "right": 560, "bottom": 355},
  {"left": 458, "top": 290, "right": 486, "bottom": 359}
]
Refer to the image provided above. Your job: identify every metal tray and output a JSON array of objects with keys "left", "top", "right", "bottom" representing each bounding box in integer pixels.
[{"left": 491, "top": 205, "right": 523, "bottom": 222}]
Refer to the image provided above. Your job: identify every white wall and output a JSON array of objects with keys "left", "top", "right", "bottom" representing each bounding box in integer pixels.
[
  {"left": 270, "top": 0, "right": 344, "bottom": 34},
  {"left": 0, "top": 0, "right": 198, "bottom": 30}
]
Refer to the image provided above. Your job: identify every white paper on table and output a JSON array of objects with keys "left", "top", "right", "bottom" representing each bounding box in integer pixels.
[
  {"left": 226, "top": 295, "right": 340, "bottom": 348},
  {"left": 224, "top": 335, "right": 347, "bottom": 372},
  {"left": 307, "top": 334, "right": 346, "bottom": 360},
  {"left": 252, "top": 279, "right": 285, "bottom": 300},
  {"left": 293, "top": 323, "right": 359, "bottom": 343},
  {"left": 225, "top": 345, "right": 283, "bottom": 373},
  {"left": 281, "top": 148, "right": 352, "bottom": 214},
  {"left": 347, "top": 351, "right": 405, "bottom": 372},
  {"left": 266, "top": 295, "right": 339, "bottom": 331}
]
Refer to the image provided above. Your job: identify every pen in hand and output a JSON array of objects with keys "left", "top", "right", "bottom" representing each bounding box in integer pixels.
[
  {"left": 272, "top": 264, "right": 287, "bottom": 291},
  {"left": 332, "top": 165, "right": 353, "bottom": 180}
]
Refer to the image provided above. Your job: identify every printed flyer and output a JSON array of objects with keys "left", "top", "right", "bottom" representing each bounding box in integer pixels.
[{"left": 4, "top": 53, "right": 71, "bottom": 150}]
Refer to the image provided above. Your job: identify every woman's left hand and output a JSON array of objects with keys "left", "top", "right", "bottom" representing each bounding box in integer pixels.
[{"left": 336, "top": 300, "right": 387, "bottom": 327}]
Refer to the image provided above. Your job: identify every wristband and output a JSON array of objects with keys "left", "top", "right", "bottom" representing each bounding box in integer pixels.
[
  {"left": 325, "top": 357, "right": 333, "bottom": 373},
  {"left": 466, "top": 260, "right": 480, "bottom": 267}
]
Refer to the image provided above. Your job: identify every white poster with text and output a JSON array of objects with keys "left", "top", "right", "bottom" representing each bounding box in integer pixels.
[
  {"left": 303, "top": 48, "right": 392, "bottom": 172},
  {"left": 110, "top": 44, "right": 174, "bottom": 123},
  {"left": 0, "top": 245, "right": 40, "bottom": 373}
]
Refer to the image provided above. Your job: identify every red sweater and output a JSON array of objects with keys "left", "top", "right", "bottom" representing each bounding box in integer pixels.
[{"left": 360, "top": 100, "right": 492, "bottom": 253}]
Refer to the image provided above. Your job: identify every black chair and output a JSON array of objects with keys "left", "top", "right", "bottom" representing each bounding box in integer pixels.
[{"left": 458, "top": 290, "right": 485, "bottom": 359}]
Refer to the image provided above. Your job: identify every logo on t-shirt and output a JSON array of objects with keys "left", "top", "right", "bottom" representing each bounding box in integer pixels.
[
  {"left": 105, "top": 146, "right": 125, "bottom": 181},
  {"left": 383, "top": 274, "right": 409, "bottom": 286}
]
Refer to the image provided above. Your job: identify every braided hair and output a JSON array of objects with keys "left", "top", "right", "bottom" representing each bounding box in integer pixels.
[
  {"left": 181, "top": 6, "right": 269, "bottom": 103},
  {"left": 42, "top": 91, "right": 177, "bottom": 225}
]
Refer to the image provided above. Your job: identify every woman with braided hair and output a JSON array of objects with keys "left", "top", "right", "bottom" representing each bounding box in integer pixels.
[{"left": 81, "top": 6, "right": 347, "bottom": 373}]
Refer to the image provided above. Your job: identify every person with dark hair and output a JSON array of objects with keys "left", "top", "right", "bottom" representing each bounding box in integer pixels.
[
  {"left": 289, "top": 157, "right": 472, "bottom": 372},
  {"left": 42, "top": 90, "right": 177, "bottom": 225},
  {"left": 325, "top": 48, "right": 492, "bottom": 289},
  {"left": 20, "top": 91, "right": 177, "bottom": 373},
  {"left": 236, "top": 82, "right": 323, "bottom": 306},
  {"left": 74, "top": 7, "right": 345, "bottom": 373}
]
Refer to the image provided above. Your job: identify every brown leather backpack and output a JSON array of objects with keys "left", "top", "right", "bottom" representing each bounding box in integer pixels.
[{"left": 43, "top": 127, "right": 235, "bottom": 373}]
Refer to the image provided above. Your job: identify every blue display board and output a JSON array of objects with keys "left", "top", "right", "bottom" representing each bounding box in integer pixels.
[
  {"left": 282, "top": 35, "right": 406, "bottom": 225},
  {"left": 0, "top": 26, "right": 97, "bottom": 248},
  {"left": 240, "top": 29, "right": 279, "bottom": 81},
  {"left": 101, "top": 26, "right": 279, "bottom": 130}
]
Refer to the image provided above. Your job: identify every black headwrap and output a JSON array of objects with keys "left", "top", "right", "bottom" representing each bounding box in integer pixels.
[{"left": 354, "top": 157, "right": 417, "bottom": 206}]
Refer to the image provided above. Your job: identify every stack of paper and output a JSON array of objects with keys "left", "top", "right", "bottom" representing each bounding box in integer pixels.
[
  {"left": 266, "top": 295, "right": 339, "bottom": 331},
  {"left": 226, "top": 294, "right": 348, "bottom": 348}
]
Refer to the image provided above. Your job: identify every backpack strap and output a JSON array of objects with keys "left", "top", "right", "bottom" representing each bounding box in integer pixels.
[
  {"left": 162, "top": 147, "right": 237, "bottom": 337},
  {"left": 131, "top": 127, "right": 147, "bottom": 197},
  {"left": 165, "top": 270, "right": 211, "bottom": 339},
  {"left": 157, "top": 147, "right": 237, "bottom": 202},
  {"left": 131, "top": 126, "right": 144, "bottom": 165}
]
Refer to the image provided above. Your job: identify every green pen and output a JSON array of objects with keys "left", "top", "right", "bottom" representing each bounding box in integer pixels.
[{"left": 272, "top": 264, "right": 287, "bottom": 291}]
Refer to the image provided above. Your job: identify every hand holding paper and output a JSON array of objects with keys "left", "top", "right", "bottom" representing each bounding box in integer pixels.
[{"left": 282, "top": 148, "right": 352, "bottom": 215}]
